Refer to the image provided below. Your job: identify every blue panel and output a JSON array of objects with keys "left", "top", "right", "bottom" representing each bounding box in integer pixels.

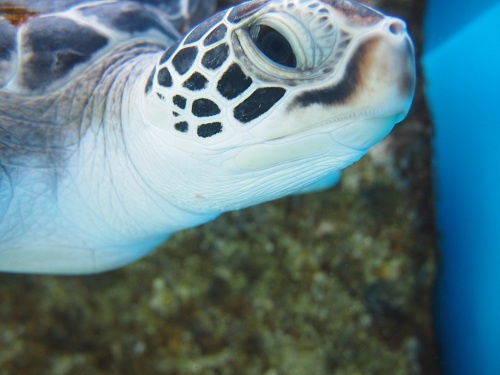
[
  {"left": 424, "top": 0, "right": 498, "bottom": 52},
  {"left": 423, "top": 2, "right": 500, "bottom": 374}
]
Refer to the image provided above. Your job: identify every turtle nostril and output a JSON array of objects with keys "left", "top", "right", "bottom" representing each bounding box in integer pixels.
[{"left": 388, "top": 19, "right": 406, "bottom": 36}]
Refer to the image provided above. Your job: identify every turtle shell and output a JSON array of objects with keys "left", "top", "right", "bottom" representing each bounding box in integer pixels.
[{"left": 0, "top": 0, "right": 216, "bottom": 92}]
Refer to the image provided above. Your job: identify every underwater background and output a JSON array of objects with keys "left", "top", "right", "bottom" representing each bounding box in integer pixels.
[{"left": 5, "top": 0, "right": 494, "bottom": 373}]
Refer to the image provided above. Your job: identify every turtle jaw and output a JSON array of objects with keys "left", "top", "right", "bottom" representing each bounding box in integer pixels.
[{"left": 230, "top": 110, "right": 402, "bottom": 173}]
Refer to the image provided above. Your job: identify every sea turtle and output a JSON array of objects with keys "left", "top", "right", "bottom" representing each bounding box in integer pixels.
[{"left": 0, "top": 0, "right": 415, "bottom": 274}]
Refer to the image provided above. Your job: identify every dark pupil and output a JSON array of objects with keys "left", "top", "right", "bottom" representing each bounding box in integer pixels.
[{"left": 253, "top": 25, "right": 296, "bottom": 68}]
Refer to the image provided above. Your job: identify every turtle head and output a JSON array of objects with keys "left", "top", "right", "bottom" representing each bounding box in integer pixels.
[{"left": 141, "top": 0, "right": 415, "bottom": 213}]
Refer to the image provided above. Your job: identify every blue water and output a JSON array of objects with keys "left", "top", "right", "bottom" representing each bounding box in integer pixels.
[{"left": 423, "top": 1, "right": 500, "bottom": 374}]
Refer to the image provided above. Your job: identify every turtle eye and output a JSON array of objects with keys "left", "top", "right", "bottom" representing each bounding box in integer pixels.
[{"left": 250, "top": 24, "right": 297, "bottom": 68}]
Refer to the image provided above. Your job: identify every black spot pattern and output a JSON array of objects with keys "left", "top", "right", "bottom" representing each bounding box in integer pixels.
[
  {"left": 202, "top": 44, "right": 229, "bottom": 70},
  {"left": 217, "top": 63, "right": 252, "bottom": 99},
  {"left": 159, "top": 42, "right": 179, "bottom": 64},
  {"left": 144, "top": 67, "right": 155, "bottom": 93},
  {"left": 183, "top": 72, "right": 208, "bottom": 91},
  {"left": 175, "top": 121, "right": 189, "bottom": 132},
  {"left": 173, "top": 95, "right": 187, "bottom": 109},
  {"left": 173, "top": 111, "right": 180, "bottom": 117},
  {"left": 184, "top": 11, "right": 225, "bottom": 44},
  {"left": 197, "top": 122, "right": 222, "bottom": 138},
  {"left": 204, "top": 24, "right": 227, "bottom": 46},
  {"left": 234, "top": 87, "right": 286, "bottom": 123},
  {"left": 157, "top": 67, "right": 172, "bottom": 87},
  {"left": 21, "top": 16, "right": 108, "bottom": 90},
  {"left": 192, "top": 99, "right": 221, "bottom": 117},
  {"left": 172, "top": 46, "right": 198, "bottom": 75}
]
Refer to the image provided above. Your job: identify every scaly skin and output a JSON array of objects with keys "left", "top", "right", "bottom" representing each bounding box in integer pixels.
[{"left": 0, "top": 0, "right": 415, "bottom": 273}]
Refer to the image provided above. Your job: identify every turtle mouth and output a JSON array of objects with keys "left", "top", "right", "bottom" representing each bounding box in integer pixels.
[
  {"left": 328, "top": 111, "right": 405, "bottom": 150},
  {"left": 233, "top": 111, "right": 404, "bottom": 171}
]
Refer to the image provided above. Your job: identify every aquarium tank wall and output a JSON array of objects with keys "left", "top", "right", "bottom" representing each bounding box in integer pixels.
[{"left": 423, "top": 0, "right": 500, "bottom": 373}]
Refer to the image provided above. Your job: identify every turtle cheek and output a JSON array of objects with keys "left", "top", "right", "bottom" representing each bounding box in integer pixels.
[{"left": 346, "top": 35, "right": 416, "bottom": 119}]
